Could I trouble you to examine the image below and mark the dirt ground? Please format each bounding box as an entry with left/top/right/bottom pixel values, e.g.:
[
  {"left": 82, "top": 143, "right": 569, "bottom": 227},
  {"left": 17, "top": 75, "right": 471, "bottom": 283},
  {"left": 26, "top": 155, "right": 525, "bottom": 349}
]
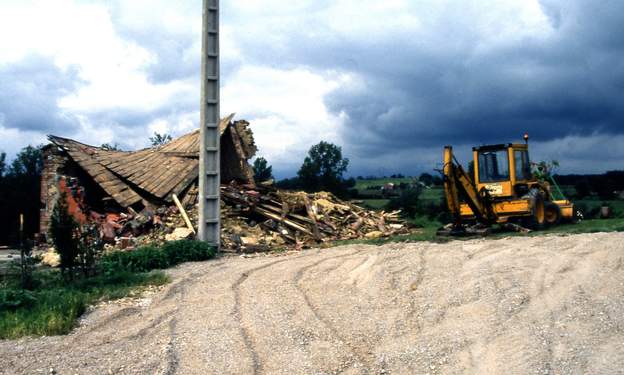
[{"left": 1, "top": 232, "right": 623, "bottom": 375}]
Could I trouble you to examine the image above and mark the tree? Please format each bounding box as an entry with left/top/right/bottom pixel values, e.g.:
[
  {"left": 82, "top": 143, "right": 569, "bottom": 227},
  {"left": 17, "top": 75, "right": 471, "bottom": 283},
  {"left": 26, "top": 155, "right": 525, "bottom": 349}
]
[
  {"left": 8, "top": 145, "right": 43, "bottom": 178},
  {"left": 574, "top": 178, "right": 591, "bottom": 199},
  {"left": 0, "top": 151, "right": 6, "bottom": 178},
  {"left": 49, "top": 192, "right": 79, "bottom": 281},
  {"left": 150, "top": 132, "right": 173, "bottom": 146},
  {"left": 275, "top": 177, "right": 302, "bottom": 190},
  {"left": 253, "top": 157, "right": 273, "bottom": 182},
  {"left": 19, "top": 238, "right": 34, "bottom": 289},
  {"left": 297, "top": 141, "right": 349, "bottom": 194},
  {"left": 386, "top": 186, "right": 422, "bottom": 218},
  {"left": 432, "top": 175, "right": 443, "bottom": 186},
  {"left": 0, "top": 145, "right": 44, "bottom": 245},
  {"left": 101, "top": 143, "right": 121, "bottom": 151},
  {"left": 419, "top": 172, "right": 434, "bottom": 186}
]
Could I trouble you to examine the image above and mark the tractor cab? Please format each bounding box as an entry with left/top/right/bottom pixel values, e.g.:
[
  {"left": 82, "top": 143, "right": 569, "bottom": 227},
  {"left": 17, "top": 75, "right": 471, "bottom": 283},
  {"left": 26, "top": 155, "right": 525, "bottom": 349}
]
[{"left": 472, "top": 143, "right": 534, "bottom": 199}]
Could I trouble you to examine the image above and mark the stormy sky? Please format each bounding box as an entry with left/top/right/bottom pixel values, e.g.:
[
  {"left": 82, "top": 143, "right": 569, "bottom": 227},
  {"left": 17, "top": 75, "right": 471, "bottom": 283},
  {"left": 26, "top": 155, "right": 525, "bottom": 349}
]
[{"left": 0, "top": 0, "right": 623, "bottom": 177}]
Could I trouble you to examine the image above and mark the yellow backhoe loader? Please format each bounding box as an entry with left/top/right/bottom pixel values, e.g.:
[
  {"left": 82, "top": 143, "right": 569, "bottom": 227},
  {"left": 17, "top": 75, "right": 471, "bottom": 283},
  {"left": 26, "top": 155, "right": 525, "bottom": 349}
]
[{"left": 440, "top": 134, "right": 574, "bottom": 235}]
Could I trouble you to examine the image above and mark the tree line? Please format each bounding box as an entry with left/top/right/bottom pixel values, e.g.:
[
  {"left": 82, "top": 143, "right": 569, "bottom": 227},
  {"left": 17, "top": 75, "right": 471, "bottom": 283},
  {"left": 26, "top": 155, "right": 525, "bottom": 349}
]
[
  {"left": 254, "top": 141, "right": 357, "bottom": 198},
  {"left": 0, "top": 146, "right": 44, "bottom": 245},
  {"left": 554, "top": 171, "right": 624, "bottom": 200}
]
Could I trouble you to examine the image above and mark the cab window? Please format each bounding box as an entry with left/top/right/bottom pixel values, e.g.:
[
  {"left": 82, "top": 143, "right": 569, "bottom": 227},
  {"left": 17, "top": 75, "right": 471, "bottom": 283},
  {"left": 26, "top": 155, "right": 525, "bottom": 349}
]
[
  {"left": 514, "top": 150, "right": 532, "bottom": 180},
  {"left": 478, "top": 150, "right": 509, "bottom": 182}
]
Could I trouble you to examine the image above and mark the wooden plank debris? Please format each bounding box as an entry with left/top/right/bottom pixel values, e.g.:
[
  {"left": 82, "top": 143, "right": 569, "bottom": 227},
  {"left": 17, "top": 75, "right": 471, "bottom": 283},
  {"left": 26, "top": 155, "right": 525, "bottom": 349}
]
[{"left": 172, "top": 194, "right": 196, "bottom": 235}]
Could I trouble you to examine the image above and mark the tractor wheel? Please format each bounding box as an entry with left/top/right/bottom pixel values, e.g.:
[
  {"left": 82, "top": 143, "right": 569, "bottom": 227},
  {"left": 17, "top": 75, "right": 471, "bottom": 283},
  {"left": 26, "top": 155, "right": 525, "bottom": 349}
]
[
  {"left": 544, "top": 202, "right": 561, "bottom": 226},
  {"left": 528, "top": 193, "right": 546, "bottom": 230}
]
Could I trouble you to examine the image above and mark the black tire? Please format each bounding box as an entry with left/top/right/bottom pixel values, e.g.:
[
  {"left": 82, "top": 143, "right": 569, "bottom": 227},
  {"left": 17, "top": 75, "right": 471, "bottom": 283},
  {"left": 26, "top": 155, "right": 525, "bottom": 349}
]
[
  {"left": 527, "top": 193, "right": 546, "bottom": 230},
  {"left": 544, "top": 202, "right": 561, "bottom": 227}
]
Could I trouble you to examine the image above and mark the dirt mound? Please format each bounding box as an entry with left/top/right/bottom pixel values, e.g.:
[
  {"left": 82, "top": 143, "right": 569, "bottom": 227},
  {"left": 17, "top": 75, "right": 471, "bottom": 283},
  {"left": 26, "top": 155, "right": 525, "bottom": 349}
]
[{"left": 3, "top": 232, "right": 623, "bottom": 374}]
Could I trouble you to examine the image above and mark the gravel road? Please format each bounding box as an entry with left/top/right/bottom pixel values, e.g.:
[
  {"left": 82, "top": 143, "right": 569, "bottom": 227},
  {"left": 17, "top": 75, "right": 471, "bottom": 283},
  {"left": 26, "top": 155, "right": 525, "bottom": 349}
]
[{"left": 1, "top": 232, "right": 623, "bottom": 374}]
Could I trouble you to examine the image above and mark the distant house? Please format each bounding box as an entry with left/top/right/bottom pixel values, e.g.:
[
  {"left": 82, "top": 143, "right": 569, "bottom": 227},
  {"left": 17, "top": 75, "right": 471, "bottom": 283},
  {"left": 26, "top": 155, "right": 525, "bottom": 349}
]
[{"left": 381, "top": 182, "right": 395, "bottom": 194}]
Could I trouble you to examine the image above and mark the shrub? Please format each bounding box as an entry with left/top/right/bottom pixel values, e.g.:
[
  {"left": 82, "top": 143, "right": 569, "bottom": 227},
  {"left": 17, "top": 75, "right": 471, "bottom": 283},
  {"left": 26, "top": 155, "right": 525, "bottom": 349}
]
[
  {"left": 386, "top": 187, "right": 422, "bottom": 218},
  {"left": 0, "top": 289, "right": 36, "bottom": 310},
  {"left": 49, "top": 192, "right": 79, "bottom": 280},
  {"left": 101, "top": 245, "right": 169, "bottom": 274},
  {"left": 101, "top": 240, "right": 216, "bottom": 274},
  {"left": 162, "top": 240, "right": 216, "bottom": 265},
  {"left": 418, "top": 198, "right": 451, "bottom": 223}
]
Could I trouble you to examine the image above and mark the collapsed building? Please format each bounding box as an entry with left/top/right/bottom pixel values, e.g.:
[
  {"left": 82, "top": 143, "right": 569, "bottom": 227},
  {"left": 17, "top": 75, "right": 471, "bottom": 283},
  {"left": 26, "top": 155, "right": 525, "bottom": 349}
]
[
  {"left": 40, "top": 115, "right": 411, "bottom": 252},
  {"left": 40, "top": 114, "right": 254, "bottom": 234}
]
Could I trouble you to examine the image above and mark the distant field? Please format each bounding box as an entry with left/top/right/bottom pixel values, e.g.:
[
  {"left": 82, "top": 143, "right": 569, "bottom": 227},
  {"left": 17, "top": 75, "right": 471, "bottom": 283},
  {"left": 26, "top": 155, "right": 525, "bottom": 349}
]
[
  {"left": 354, "top": 177, "right": 416, "bottom": 190},
  {"left": 358, "top": 185, "right": 444, "bottom": 211},
  {"left": 360, "top": 199, "right": 389, "bottom": 210},
  {"left": 355, "top": 179, "right": 624, "bottom": 226},
  {"left": 420, "top": 187, "right": 444, "bottom": 203}
]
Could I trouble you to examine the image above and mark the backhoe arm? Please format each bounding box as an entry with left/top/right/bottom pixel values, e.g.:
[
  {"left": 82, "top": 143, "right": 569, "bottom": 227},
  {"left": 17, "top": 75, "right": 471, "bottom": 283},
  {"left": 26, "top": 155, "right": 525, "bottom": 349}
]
[{"left": 443, "top": 146, "right": 497, "bottom": 225}]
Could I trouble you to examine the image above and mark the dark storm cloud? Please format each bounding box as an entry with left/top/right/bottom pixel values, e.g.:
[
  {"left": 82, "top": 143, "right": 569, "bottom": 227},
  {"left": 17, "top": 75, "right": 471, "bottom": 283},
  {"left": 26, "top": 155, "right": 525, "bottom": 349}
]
[
  {"left": 0, "top": 55, "right": 81, "bottom": 133},
  {"left": 224, "top": 0, "right": 624, "bottom": 174}
]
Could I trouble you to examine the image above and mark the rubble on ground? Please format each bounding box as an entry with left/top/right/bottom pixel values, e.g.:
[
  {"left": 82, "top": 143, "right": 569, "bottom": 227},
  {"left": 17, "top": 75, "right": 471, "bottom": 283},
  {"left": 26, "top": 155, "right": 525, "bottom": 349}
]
[
  {"left": 41, "top": 248, "right": 61, "bottom": 267},
  {"left": 38, "top": 115, "right": 414, "bottom": 254},
  {"left": 97, "top": 183, "right": 412, "bottom": 253},
  {"left": 218, "top": 183, "right": 411, "bottom": 252}
]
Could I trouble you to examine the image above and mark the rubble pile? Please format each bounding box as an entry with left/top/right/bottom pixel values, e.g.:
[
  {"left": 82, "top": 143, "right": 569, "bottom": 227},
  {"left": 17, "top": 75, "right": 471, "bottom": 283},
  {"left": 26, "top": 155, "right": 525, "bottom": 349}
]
[
  {"left": 99, "top": 183, "right": 412, "bottom": 253},
  {"left": 219, "top": 184, "right": 411, "bottom": 252}
]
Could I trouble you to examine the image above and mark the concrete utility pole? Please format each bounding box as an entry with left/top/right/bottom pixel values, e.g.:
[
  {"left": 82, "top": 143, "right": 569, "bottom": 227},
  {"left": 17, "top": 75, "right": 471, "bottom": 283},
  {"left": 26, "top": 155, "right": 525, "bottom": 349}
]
[{"left": 198, "top": 0, "right": 220, "bottom": 248}]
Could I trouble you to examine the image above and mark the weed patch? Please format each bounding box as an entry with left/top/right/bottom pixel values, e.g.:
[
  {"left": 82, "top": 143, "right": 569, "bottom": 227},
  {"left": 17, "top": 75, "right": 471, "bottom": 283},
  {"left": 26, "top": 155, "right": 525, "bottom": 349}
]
[
  {"left": 0, "top": 239, "right": 213, "bottom": 339},
  {"left": 101, "top": 240, "right": 216, "bottom": 273},
  {"left": 0, "top": 271, "right": 168, "bottom": 339}
]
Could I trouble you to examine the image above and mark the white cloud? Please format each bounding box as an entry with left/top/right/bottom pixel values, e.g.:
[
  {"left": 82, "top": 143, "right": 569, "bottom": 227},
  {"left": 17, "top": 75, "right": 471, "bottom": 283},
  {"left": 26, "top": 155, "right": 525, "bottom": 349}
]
[
  {"left": 0, "top": 126, "right": 47, "bottom": 157},
  {"left": 0, "top": 0, "right": 197, "bottom": 127},
  {"left": 0, "top": 0, "right": 203, "bottom": 162},
  {"left": 222, "top": 66, "right": 353, "bottom": 173}
]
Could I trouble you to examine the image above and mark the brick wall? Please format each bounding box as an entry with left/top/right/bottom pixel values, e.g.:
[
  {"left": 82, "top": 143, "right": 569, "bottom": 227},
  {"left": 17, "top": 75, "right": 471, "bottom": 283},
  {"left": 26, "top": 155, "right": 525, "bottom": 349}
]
[{"left": 39, "top": 146, "right": 67, "bottom": 238}]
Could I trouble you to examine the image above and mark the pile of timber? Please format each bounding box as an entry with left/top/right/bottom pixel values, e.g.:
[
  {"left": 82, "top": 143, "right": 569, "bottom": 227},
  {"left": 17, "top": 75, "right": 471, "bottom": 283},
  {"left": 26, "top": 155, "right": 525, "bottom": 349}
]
[
  {"left": 110, "top": 183, "right": 413, "bottom": 253},
  {"left": 219, "top": 183, "right": 410, "bottom": 252}
]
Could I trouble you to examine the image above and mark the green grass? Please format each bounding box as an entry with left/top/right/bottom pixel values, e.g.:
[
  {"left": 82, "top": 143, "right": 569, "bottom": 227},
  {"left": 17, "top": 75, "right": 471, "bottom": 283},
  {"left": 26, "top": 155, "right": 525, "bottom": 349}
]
[
  {"left": 535, "top": 218, "right": 624, "bottom": 235},
  {"left": 354, "top": 177, "right": 416, "bottom": 190},
  {"left": 358, "top": 187, "right": 444, "bottom": 210},
  {"left": 347, "top": 217, "right": 624, "bottom": 247},
  {"left": 419, "top": 187, "right": 444, "bottom": 203},
  {"left": 101, "top": 240, "right": 216, "bottom": 274},
  {"left": 351, "top": 180, "right": 624, "bottom": 245},
  {"left": 360, "top": 199, "right": 390, "bottom": 210},
  {"left": 0, "top": 270, "right": 169, "bottom": 339},
  {"left": 0, "top": 240, "right": 216, "bottom": 339}
]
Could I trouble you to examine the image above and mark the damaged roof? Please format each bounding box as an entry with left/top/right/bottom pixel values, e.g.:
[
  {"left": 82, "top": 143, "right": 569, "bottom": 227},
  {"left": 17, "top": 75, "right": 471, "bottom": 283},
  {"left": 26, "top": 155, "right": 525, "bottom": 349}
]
[{"left": 48, "top": 114, "right": 257, "bottom": 208}]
